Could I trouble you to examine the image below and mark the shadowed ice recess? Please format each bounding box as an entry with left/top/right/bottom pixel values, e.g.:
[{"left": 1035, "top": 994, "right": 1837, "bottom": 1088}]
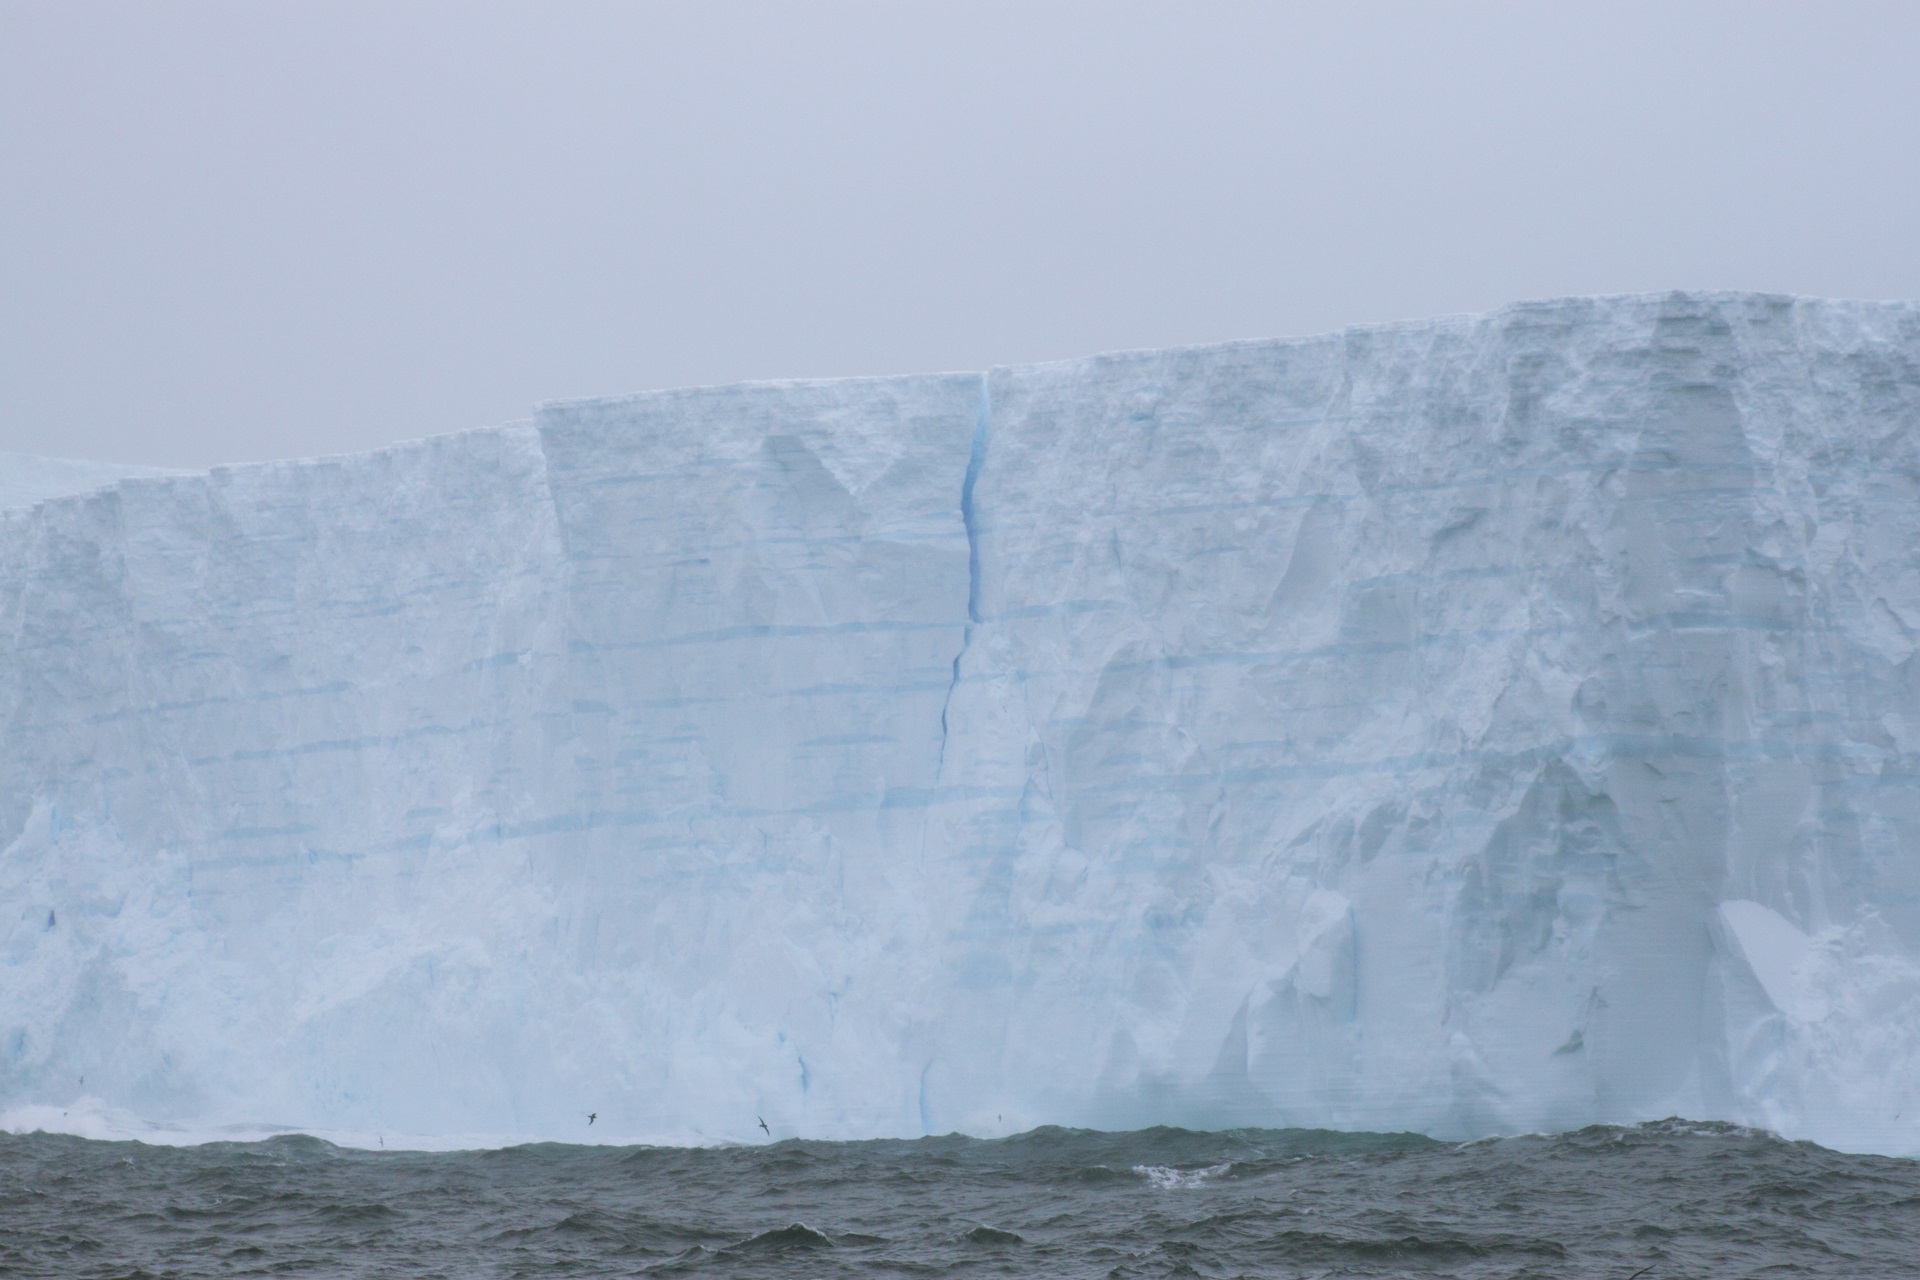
[{"left": 4, "top": 292, "right": 1920, "bottom": 1155}]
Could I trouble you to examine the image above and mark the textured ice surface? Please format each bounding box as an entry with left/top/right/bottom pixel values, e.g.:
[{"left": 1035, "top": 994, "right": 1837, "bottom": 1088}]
[{"left": 5, "top": 293, "right": 1920, "bottom": 1154}]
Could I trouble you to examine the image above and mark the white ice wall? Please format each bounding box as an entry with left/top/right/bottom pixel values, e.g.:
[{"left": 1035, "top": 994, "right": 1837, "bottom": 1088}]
[{"left": 4, "top": 294, "right": 1920, "bottom": 1153}]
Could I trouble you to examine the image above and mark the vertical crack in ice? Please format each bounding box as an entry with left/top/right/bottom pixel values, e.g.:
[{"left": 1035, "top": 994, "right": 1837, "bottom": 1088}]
[
  {"left": 933, "top": 376, "right": 991, "bottom": 782},
  {"left": 527, "top": 421, "right": 568, "bottom": 559},
  {"left": 960, "top": 375, "right": 989, "bottom": 628}
]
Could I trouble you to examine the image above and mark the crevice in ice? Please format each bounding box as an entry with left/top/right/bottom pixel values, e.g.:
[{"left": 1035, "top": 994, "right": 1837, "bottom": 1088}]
[
  {"left": 960, "top": 377, "right": 988, "bottom": 628},
  {"left": 934, "top": 377, "right": 991, "bottom": 780}
]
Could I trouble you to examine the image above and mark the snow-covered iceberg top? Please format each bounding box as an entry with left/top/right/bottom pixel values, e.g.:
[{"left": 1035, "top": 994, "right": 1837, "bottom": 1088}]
[{"left": 4, "top": 292, "right": 1920, "bottom": 1155}]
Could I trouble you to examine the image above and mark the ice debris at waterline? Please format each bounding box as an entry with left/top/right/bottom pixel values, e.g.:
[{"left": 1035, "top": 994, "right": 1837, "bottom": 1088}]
[{"left": 4, "top": 292, "right": 1920, "bottom": 1156}]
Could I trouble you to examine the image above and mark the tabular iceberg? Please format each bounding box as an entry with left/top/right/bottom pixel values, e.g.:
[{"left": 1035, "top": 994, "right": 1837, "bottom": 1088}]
[{"left": 4, "top": 292, "right": 1920, "bottom": 1154}]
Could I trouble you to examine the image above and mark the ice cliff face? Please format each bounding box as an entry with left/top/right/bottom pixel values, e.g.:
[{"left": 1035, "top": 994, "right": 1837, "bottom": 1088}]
[{"left": 5, "top": 292, "right": 1920, "bottom": 1154}]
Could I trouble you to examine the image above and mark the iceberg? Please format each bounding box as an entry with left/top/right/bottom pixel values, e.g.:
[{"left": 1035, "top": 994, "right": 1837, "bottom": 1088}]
[{"left": 4, "top": 292, "right": 1920, "bottom": 1154}]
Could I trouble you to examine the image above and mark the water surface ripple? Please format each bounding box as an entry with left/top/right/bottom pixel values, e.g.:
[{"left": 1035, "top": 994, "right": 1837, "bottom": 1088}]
[{"left": 4, "top": 1120, "right": 1915, "bottom": 1277}]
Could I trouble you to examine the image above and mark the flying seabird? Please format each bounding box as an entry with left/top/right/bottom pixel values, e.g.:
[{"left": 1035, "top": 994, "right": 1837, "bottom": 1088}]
[
  {"left": 758, "top": 1116, "right": 770, "bottom": 1136},
  {"left": 588, "top": 1112, "right": 597, "bottom": 1125}
]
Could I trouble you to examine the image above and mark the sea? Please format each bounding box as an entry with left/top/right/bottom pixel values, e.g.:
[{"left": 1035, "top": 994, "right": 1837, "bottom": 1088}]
[{"left": 3, "top": 1120, "right": 1916, "bottom": 1278}]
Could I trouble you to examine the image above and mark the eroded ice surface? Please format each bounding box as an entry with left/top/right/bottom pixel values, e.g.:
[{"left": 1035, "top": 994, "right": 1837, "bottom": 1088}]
[{"left": 4, "top": 293, "right": 1920, "bottom": 1154}]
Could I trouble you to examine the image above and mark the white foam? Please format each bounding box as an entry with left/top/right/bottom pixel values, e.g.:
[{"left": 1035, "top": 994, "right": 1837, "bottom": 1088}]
[{"left": 1133, "top": 1163, "right": 1234, "bottom": 1189}]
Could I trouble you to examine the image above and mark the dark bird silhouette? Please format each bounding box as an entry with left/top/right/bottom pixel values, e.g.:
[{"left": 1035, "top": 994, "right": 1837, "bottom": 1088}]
[
  {"left": 758, "top": 1116, "right": 770, "bottom": 1136},
  {"left": 588, "top": 1112, "right": 597, "bottom": 1125}
]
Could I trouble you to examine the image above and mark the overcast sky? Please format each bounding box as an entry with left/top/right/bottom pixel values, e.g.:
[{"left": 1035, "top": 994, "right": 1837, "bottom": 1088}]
[{"left": 3, "top": 1, "right": 1917, "bottom": 468}]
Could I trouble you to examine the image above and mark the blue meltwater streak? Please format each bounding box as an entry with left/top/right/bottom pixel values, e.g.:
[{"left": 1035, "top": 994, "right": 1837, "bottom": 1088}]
[{"left": 935, "top": 374, "right": 990, "bottom": 775}]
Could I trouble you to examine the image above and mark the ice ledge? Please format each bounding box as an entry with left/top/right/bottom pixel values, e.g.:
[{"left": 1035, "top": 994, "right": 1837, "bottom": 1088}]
[
  {"left": 0, "top": 452, "right": 185, "bottom": 513},
  {"left": 15, "top": 290, "right": 1913, "bottom": 489}
]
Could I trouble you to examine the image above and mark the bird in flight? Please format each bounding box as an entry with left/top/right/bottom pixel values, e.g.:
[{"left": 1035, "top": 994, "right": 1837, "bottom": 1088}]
[
  {"left": 588, "top": 1112, "right": 597, "bottom": 1125},
  {"left": 758, "top": 1116, "right": 770, "bottom": 1136}
]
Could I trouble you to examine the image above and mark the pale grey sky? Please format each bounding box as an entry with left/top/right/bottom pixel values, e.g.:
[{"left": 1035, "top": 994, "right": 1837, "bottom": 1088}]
[{"left": 3, "top": 1, "right": 1917, "bottom": 468}]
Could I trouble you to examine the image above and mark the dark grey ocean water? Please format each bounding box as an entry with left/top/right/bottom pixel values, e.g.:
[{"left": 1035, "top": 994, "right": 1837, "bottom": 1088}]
[{"left": 3, "top": 1120, "right": 1916, "bottom": 1278}]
